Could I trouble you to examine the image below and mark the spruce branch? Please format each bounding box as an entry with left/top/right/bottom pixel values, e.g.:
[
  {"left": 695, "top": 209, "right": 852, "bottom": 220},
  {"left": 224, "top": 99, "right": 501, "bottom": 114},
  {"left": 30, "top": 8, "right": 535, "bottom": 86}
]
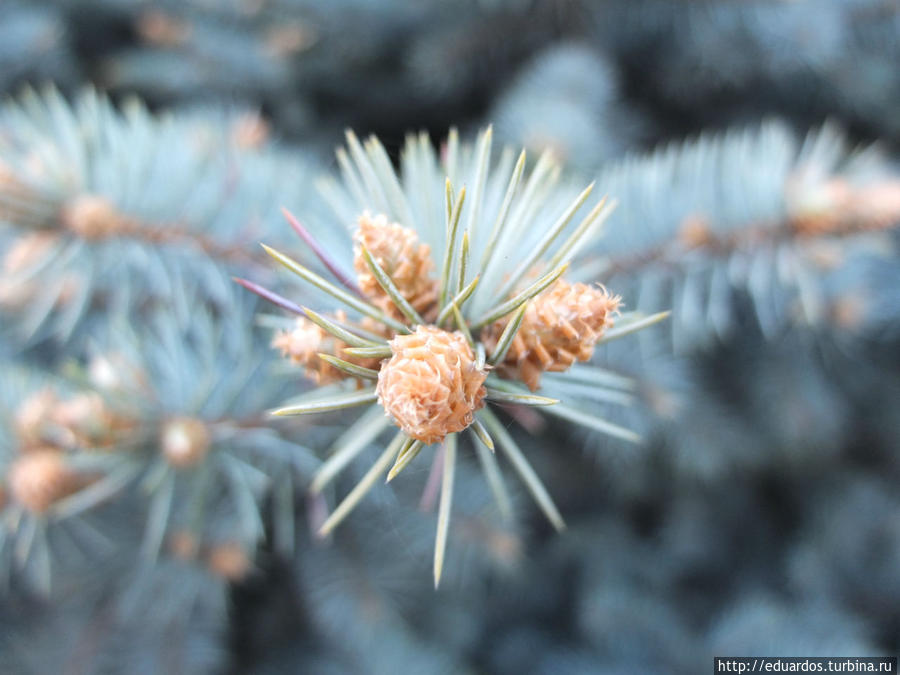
[{"left": 243, "top": 127, "right": 656, "bottom": 583}]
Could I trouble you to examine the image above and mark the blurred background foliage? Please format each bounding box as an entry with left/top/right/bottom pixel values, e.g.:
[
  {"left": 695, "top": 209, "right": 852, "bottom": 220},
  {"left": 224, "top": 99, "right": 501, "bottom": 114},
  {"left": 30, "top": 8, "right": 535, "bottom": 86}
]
[{"left": 1, "top": 1, "right": 899, "bottom": 673}]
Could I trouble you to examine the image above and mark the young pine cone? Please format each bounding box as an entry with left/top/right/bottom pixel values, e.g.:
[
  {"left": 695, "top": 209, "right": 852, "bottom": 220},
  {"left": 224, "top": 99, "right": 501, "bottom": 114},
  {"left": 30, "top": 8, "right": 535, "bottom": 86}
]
[
  {"left": 273, "top": 316, "right": 345, "bottom": 385},
  {"left": 52, "top": 392, "right": 135, "bottom": 450},
  {"left": 272, "top": 313, "right": 384, "bottom": 385},
  {"left": 483, "top": 279, "right": 621, "bottom": 391},
  {"left": 14, "top": 389, "right": 59, "bottom": 449},
  {"left": 353, "top": 212, "right": 439, "bottom": 321},
  {"left": 14, "top": 389, "right": 133, "bottom": 451},
  {"left": 376, "top": 326, "right": 487, "bottom": 444},
  {"left": 7, "top": 449, "right": 88, "bottom": 514}
]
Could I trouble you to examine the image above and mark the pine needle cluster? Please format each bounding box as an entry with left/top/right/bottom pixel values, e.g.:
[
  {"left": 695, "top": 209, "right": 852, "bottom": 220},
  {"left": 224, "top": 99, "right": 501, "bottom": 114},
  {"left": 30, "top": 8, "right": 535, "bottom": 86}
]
[{"left": 245, "top": 128, "right": 663, "bottom": 586}]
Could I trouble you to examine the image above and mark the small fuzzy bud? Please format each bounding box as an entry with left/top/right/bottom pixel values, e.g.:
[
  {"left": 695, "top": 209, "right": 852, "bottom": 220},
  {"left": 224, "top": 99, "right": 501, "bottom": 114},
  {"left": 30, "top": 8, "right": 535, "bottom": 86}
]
[
  {"left": 265, "top": 22, "right": 316, "bottom": 57},
  {"left": 8, "top": 449, "right": 86, "bottom": 514},
  {"left": 60, "top": 195, "right": 126, "bottom": 240},
  {"left": 3, "top": 232, "right": 58, "bottom": 275},
  {"left": 787, "top": 175, "right": 900, "bottom": 236},
  {"left": 161, "top": 418, "right": 211, "bottom": 468},
  {"left": 14, "top": 389, "right": 59, "bottom": 448},
  {"left": 168, "top": 531, "right": 200, "bottom": 561},
  {"left": 16, "top": 388, "right": 133, "bottom": 451},
  {"left": 272, "top": 312, "right": 383, "bottom": 384},
  {"left": 136, "top": 10, "right": 191, "bottom": 47},
  {"left": 377, "top": 326, "right": 487, "bottom": 444},
  {"left": 52, "top": 392, "right": 128, "bottom": 450},
  {"left": 272, "top": 316, "right": 336, "bottom": 383},
  {"left": 207, "top": 542, "right": 252, "bottom": 581},
  {"left": 678, "top": 215, "right": 716, "bottom": 249}
]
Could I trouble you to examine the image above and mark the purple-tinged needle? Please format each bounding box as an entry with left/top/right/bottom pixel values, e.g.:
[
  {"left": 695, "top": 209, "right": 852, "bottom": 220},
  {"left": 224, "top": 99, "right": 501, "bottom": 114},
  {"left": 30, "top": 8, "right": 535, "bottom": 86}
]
[
  {"left": 233, "top": 276, "right": 307, "bottom": 317},
  {"left": 281, "top": 207, "right": 363, "bottom": 297}
]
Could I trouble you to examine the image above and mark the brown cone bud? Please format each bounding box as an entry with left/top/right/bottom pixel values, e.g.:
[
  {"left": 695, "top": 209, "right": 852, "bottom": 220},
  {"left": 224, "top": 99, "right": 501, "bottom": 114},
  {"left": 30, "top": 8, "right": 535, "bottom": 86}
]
[
  {"left": 678, "top": 215, "right": 715, "bottom": 249},
  {"left": 353, "top": 212, "right": 439, "bottom": 321},
  {"left": 8, "top": 449, "right": 86, "bottom": 514},
  {"left": 272, "top": 316, "right": 339, "bottom": 384},
  {"left": 168, "top": 530, "right": 201, "bottom": 561},
  {"left": 207, "top": 542, "right": 252, "bottom": 581},
  {"left": 14, "top": 389, "right": 59, "bottom": 449},
  {"left": 3, "top": 232, "right": 58, "bottom": 275},
  {"left": 272, "top": 312, "right": 383, "bottom": 384},
  {"left": 376, "top": 326, "right": 487, "bottom": 444},
  {"left": 17, "top": 387, "right": 134, "bottom": 452},
  {"left": 265, "top": 22, "right": 316, "bottom": 57},
  {"left": 787, "top": 175, "right": 900, "bottom": 236},
  {"left": 136, "top": 10, "right": 191, "bottom": 47},
  {"left": 52, "top": 392, "right": 133, "bottom": 450},
  {"left": 61, "top": 195, "right": 126, "bottom": 240},
  {"left": 482, "top": 279, "right": 621, "bottom": 391},
  {"left": 161, "top": 418, "right": 211, "bottom": 468}
]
